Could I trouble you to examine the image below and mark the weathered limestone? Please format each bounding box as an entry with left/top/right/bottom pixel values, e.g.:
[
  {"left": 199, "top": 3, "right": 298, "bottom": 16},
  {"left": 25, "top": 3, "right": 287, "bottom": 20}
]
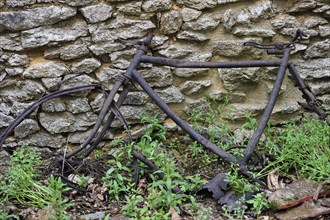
[
  {"left": 219, "top": 68, "right": 260, "bottom": 91},
  {"left": 28, "top": 131, "right": 65, "bottom": 149},
  {"left": 208, "top": 90, "right": 246, "bottom": 103},
  {"left": 288, "top": 0, "right": 318, "bottom": 13},
  {"left": 71, "top": 58, "right": 101, "bottom": 74},
  {"left": 181, "top": 7, "right": 202, "bottom": 22},
  {"left": 23, "top": 61, "right": 70, "bottom": 78},
  {"left": 58, "top": 0, "right": 98, "bottom": 6},
  {"left": 142, "top": 0, "right": 172, "bottom": 12},
  {"left": 271, "top": 14, "right": 300, "bottom": 30},
  {"left": 160, "top": 11, "right": 183, "bottom": 34},
  {"left": 39, "top": 111, "right": 98, "bottom": 134},
  {"left": 80, "top": 4, "right": 113, "bottom": 23},
  {"left": 21, "top": 19, "right": 88, "bottom": 49},
  {"left": 177, "top": 31, "right": 209, "bottom": 41},
  {"left": 140, "top": 67, "right": 173, "bottom": 87},
  {"left": 5, "top": 0, "right": 36, "bottom": 7},
  {"left": 95, "top": 67, "right": 124, "bottom": 89},
  {"left": 0, "top": 6, "right": 77, "bottom": 32},
  {"left": 89, "top": 18, "right": 155, "bottom": 42},
  {"left": 233, "top": 27, "right": 276, "bottom": 37},
  {"left": 173, "top": 68, "right": 209, "bottom": 78},
  {"left": 236, "top": 0, "right": 273, "bottom": 24},
  {"left": 222, "top": 9, "right": 237, "bottom": 31},
  {"left": 41, "top": 97, "right": 91, "bottom": 114},
  {"left": 14, "top": 119, "right": 40, "bottom": 139},
  {"left": 0, "top": 33, "right": 22, "bottom": 51},
  {"left": 319, "top": 25, "right": 330, "bottom": 37},
  {"left": 0, "top": 112, "right": 14, "bottom": 128},
  {"left": 304, "top": 39, "right": 330, "bottom": 59},
  {"left": 179, "top": 80, "right": 212, "bottom": 95},
  {"left": 176, "top": 0, "right": 218, "bottom": 10},
  {"left": 213, "top": 39, "right": 262, "bottom": 59},
  {"left": 89, "top": 42, "right": 125, "bottom": 56},
  {"left": 60, "top": 74, "right": 98, "bottom": 90},
  {"left": 8, "top": 54, "right": 29, "bottom": 67},
  {"left": 182, "top": 15, "right": 220, "bottom": 31},
  {"left": 42, "top": 98, "right": 66, "bottom": 112},
  {"left": 295, "top": 58, "right": 330, "bottom": 80},
  {"left": 117, "top": 2, "right": 142, "bottom": 15},
  {"left": 158, "top": 44, "right": 195, "bottom": 59},
  {"left": 304, "top": 16, "right": 328, "bottom": 28},
  {"left": 60, "top": 44, "right": 90, "bottom": 60},
  {"left": 124, "top": 92, "right": 149, "bottom": 105},
  {"left": 155, "top": 86, "right": 185, "bottom": 104}
]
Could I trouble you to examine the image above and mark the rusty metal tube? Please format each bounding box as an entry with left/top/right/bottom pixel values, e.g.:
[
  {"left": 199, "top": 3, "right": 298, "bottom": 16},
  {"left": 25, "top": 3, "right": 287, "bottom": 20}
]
[
  {"left": 241, "top": 48, "right": 292, "bottom": 164},
  {"left": 132, "top": 70, "right": 238, "bottom": 164},
  {"left": 140, "top": 55, "right": 282, "bottom": 68},
  {"left": 0, "top": 84, "right": 100, "bottom": 148},
  {"left": 288, "top": 64, "right": 327, "bottom": 119}
]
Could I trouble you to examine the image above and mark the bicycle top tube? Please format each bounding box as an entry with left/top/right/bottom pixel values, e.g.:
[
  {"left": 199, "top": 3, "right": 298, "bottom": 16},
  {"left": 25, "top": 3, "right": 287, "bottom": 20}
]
[{"left": 134, "top": 29, "right": 307, "bottom": 69}]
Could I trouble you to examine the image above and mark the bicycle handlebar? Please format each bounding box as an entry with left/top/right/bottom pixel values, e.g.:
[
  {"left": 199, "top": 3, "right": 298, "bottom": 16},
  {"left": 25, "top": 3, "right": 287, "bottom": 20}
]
[{"left": 243, "top": 29, "right": 308, "bottom": 51}]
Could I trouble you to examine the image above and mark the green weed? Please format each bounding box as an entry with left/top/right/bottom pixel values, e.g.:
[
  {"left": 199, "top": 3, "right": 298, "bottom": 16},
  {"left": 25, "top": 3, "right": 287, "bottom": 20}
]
[
  {"left": 261, "top": 118, "right": 330, "bottom": 181},
  {"left": 0, "top": 144, "right": 73, "bottom": 219},
  {"left": 104, "top": 115, "right": 207, "bottom": 219}
]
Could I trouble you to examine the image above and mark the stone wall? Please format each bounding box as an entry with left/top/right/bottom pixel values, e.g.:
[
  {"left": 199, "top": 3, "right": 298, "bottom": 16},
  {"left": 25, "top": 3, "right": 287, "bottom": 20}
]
[{"left": 0, "top": 0, "right": 329, "bottom": 151}]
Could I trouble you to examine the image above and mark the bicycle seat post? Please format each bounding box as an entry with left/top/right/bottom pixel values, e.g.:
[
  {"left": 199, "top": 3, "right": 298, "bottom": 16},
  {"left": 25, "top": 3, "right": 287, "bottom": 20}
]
[{"left": 122, "top": 33, "right": 153, "bottom": 80}]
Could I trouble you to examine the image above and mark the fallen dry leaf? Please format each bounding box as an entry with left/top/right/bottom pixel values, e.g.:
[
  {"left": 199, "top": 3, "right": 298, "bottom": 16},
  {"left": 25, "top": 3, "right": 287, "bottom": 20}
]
[{"left": 267, "top": 170, "right": 285, "bottom": 191}]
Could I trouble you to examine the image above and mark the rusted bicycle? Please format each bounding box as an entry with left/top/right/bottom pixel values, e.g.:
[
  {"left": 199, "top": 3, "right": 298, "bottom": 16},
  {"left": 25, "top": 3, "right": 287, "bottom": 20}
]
[{"left": 0, "top": 29, "right": 327, "bottom": 193}]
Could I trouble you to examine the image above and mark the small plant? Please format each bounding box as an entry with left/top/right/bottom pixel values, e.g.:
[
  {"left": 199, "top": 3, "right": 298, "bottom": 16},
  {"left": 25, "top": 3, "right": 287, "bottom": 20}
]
[
  {"left": 0, "top": 144, "right": 74, "bottom": 219},
  {"left": 104, "top": 115, "right": 207, "bottom": 219},
  {"left": 0, "top": 210, "right": 19, "bottom": 220},
  {"left": 102, "top": 151, "right": 135, "bottom": 201},
  {"left": 0, "top": 144, "right": 48, "bottom": 207},
  {"left": 225, "top": 165, "right": 256, "bottom": 195},
  {"left": 43, "top": 175, "right": 74, "bottom": 220},
  {"left": 246, "top": 192, "right": 270, "bottom": 218},
  {"left": 261, "top": 118, "right": 330, "bottom": 181}
]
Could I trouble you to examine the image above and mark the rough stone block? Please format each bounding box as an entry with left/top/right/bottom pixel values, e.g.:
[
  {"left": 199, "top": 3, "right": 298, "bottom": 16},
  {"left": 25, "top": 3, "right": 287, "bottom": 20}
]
[
  {"left": 213, "top": 39, "right": 262, "bottom": 59},
  {"left": 181, "top": 7, "right": 202, "bottom": 22},
  {"left": 288, "top": 0, "right": 317, "bottom": 13},
  {"left": 160, "top": 11, "right": 183, "bottom": 34},
  {"left": 58, "top": 0, "right": 98, "bottom": 6},
  {"left": 0, "top": 33, "right": 22, "bottom": 51},
  {"left": 80, "top": 4, "right": 113, "bottom": 23},
  {"left": 117, "top": 1, "right": 142, "bottom": 15},
  {"left": 89, "top": 18, "right": 155, "bottom": 42},
  {"left": 140, "top": 66, "right": 173, "bottom": 87},
  {"left": 179, "top": 80, "right": 211, "bottom": 95},
  {"left": 0, "top": 112, "right": 14, "bottom": 128},
  {"left": 39, "top": 111, "right": 98, "bottom": 134},
  {"left": 155, "top": 86, "right": 184, "bottom": 104},
  {"left": 23, "top": 61, "right": 70, "bottom": 78},
  {"left": 14, "top": 119, "right": 40, "bottom": 139},
  {"left": 21, "top": 19, "right": 88, "bottom": 49},
  {"left": 71, "top": 58, "right": 101, "bottom": 74},
  {"left": 7, "top": 54, "right": 29, "bottom": 67},
  {"left": 0, "top": 6, "right": 76, "bottom": 32},
  {"left": 176, "top": 0, "right": 217, "bottom": 10},
  {"left": 219, "top": 67, "right": 260, "bottom": 91},
  {"left": 295, "top": 58, "right": 330, "bottom": 80},
  {"left": 142, "top": 0, "right": 172, "bottom": 12},
  {"left": 182, "top": 15, "right": 220, "bottom": 31},
  {"left": 304, "top": 39, "right": 330, "bottom": 59},
  {"left": 177, "top": 31, "right": 209, "bottom": 41},
  {"left": 5, "top": 0, "right": 36, "bottom": 7}
]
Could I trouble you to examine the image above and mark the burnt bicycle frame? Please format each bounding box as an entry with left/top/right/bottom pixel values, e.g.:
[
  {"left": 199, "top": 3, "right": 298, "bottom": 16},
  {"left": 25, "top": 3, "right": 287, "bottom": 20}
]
[{"left": 0, "top": 30, "right": 326, "bottom": 182}]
